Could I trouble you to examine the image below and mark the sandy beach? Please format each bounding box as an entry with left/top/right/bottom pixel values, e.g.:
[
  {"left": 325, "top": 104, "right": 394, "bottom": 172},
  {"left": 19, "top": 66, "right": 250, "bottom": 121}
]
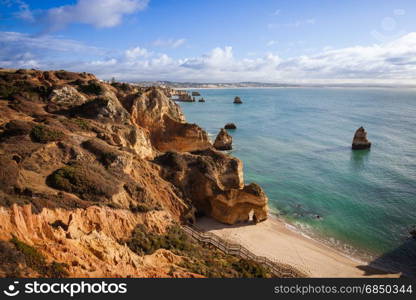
[{"left": 196, "top": 216, "right": 401, "bottom": 278}]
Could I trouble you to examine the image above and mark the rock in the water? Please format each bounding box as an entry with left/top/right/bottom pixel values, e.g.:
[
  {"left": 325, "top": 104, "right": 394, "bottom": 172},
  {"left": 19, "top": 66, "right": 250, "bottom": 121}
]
[
  {"left": 233, "top": 96, "right": 243, "bottom": 104},
  {"left": 192, "top": 91, "right": 201, "bottom": 96},
  {"left": 410, "top": 228, "right": 416, "bottom": 239},
  {"left": 214, "top": 128, "right": 232, "bottom": 150},
  {"left": 224, "top": 123, "right": 237, "bottom": 130},
  {"left": 352, "top": 127, "right": 371, "bottom": 150},
  {"left": 198, "top": 98, "right": 205, "bottom": 102}
]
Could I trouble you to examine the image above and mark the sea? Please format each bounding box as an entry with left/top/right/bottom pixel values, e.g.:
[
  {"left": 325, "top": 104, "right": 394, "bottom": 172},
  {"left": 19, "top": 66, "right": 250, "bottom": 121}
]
[{"left": 178, "top": 87, "right": 416, "bottom": 276}]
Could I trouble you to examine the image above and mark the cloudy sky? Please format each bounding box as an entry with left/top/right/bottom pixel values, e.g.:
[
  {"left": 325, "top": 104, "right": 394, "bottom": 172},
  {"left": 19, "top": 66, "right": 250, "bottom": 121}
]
[{"left": 1, "top": 0, "right": 416, "bottom": 84}]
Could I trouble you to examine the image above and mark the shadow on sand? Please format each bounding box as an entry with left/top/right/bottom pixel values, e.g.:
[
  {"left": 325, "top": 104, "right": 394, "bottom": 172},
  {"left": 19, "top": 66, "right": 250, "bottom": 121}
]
[{"left": 357, "top": 238, "right": 416, "bottom": 278}]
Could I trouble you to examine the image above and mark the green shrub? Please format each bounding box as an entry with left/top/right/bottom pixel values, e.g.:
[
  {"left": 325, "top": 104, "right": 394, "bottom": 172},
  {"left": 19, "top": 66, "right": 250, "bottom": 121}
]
[
  {"left": 0, "top": 84, "right": 18, "bottom": 99},
  {"left": 124, "top": 225, "right": 273, "bottom": 278},
  {"left": 47, "top": 162, "right": 119, "bottom": 202},
  {"left": 30, "top": 125, "right": 64, "bottom": 143},
  {"left": 71, "top": 118, "right": 90, "bottom": 130},
  {"left": 111, "top": 82, "right": 130, "bottom": 92},
  {"left": 48, "top": 262, "right": 69, "bottom": 278},
  {"left": 231, "top": 259, "right": 269, "bottom": 278},
  {"left": 10, "top": 236, "right": 68, "bottom": 278},
  {"left": 81, "top": 139, "right": 118, "bottom": 166},
  {"left": 78, "top": 82, "right": 103, "bottom": 95},
  {"left": 125, "top": 225, "right": 192, "bottom": 256},
  {"left": 130, "top": 203, "right": 163, "bottom": 213},
  {"left": 10, "top": 236, "right": 45, "bottom": 268}
]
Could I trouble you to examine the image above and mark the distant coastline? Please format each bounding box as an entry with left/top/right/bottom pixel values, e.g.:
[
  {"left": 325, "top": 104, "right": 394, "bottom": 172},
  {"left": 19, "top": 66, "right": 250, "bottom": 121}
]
[{"left": 130, "top": 80, "right": 416, "bottom": 90}]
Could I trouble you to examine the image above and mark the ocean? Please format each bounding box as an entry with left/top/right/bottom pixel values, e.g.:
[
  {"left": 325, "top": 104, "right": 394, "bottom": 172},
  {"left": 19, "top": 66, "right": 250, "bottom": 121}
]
[{"left": 178, "top": 88, "right": 416, "bottom": 275}]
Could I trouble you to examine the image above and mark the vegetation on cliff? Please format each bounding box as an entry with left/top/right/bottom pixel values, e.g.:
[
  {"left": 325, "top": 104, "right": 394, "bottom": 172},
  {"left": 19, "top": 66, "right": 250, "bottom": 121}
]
[
  {"left": 47, "top": 162, "right": 119, "bottom": 202},
  {"left": 9, "top": 237, "right": 68, "bottom": 278},
  {"left": 124, "top": 225, "right": 272, "bottom": 278},
  {"left": 30, "top": 125, "right": 64, "bottom": 143},
  {"left": 0, "top": 68, "right": 278, "bottom": 278}
]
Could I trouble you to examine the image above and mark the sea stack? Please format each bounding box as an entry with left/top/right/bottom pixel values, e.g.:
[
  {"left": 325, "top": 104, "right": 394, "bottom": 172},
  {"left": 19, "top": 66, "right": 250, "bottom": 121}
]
[
  {"left": 410, "top": 228, "right": 416, "bottom": 239},
  {"left": 214, "top": 128, "right": 232, "bottom": 150},
  {"left": 352, "top": 127, "right": 372, "bottom": 150},
  {"left": 224, "top": 123, "right": 237, "bottom": 130},
  {"left": 234, "top": 96, "right": 243, "bottom": 104}
]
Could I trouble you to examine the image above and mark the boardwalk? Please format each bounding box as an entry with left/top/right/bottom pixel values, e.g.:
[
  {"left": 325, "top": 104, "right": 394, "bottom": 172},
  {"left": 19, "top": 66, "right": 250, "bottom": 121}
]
[{"left": 182, "top": 224, "right": 306, "bottom": 278}]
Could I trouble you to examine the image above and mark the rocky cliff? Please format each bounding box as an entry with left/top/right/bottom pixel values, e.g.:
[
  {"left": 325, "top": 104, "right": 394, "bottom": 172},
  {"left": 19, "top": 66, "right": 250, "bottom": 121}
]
[{"left": 0, "top": 69, "right": 271, "bottom": 278}]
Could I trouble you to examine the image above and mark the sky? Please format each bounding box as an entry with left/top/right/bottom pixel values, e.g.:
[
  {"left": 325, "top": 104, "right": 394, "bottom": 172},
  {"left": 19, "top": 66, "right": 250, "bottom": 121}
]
[{"left": 1, "top": 0, "right": 416, "bottom": 84}]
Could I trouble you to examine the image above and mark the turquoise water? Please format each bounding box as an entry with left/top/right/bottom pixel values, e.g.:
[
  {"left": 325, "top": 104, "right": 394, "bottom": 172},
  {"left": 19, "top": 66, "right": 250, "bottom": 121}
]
[{"left": 178, "top": 88, "right": 416, "bottom": 273}]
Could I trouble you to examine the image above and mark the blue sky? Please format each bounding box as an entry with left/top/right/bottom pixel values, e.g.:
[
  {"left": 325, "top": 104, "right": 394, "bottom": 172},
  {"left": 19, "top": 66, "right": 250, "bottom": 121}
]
[{"left": 1, "top": 0, "right": 416, "bottom": 83}]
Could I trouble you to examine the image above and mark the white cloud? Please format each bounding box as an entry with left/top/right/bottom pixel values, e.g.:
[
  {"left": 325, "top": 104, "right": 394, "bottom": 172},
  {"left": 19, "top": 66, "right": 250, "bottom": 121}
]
[
  {"left": 43, "top": 0, "right": 149, "bottom": 31},
  {"left": 125, "top": 46, "right": 151, "bottom": 59},
  {"left": 181, "top": 46, "right": 234, "bottom": 70},
  {"left": 152, "top": 38, "right": 187, "bottom": 48},
  {"left": 88, "top": 58, "right": 118, "bottom": 66},
  {"left": 1, "top": 31, "right": 416, "bottom": 85},
  {"left": 0, "top": 31, "right": 103, "bottom": 53}
]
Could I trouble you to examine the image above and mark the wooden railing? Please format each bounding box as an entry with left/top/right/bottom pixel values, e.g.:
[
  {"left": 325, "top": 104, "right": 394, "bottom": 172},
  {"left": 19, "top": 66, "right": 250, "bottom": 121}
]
[{"left": 182, "top": 224, "right": 308, "bottom": 278}]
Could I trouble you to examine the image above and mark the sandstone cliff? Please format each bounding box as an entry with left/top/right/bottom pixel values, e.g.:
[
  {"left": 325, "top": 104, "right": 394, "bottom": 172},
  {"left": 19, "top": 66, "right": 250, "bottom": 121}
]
[{"left": 0, "top": 69, "right": 271, "bottom": 278}]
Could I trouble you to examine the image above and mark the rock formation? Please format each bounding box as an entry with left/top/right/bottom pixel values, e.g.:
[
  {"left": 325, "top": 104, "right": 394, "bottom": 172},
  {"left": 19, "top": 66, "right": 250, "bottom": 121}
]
[
  {"left": 176, "top": 91, "right": 194, "bottom": 102},
  {"left": 224, "top": 123, "right": 237, "bottom": 130},
  {"left": 192, "top": 92, "right": 201, "bottom": 96},
  {"left": 234, "top": 96, "right": 243, "bottom": 104},
  {"left": 155, "top": 150, "right": 268, "bottom": 225},
  {"left": 214, "top": 128, "right": 233, "bottom": 150},
  {"left": 410, "top": 227, "right": 416, "bottom": 239},
  {"left": 198, "top": 98, "right": 205, "bottom": 102},
  {"left": 352, "top": 127, "right": 372, "bottom": 150},
  {"left": 0, "top": 69, "right": 271, "bottom": 278}
]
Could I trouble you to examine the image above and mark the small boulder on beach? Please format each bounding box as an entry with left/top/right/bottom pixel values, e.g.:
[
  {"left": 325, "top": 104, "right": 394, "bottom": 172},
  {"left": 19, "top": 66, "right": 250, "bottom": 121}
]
[
  {"left": 234, "top": 96, "right": 243, "bottom": 104},
  {"left": 352, "top": 126, "right": 371, "bottom": 150},
  {"left": 214, "top": 128, "right": 232, "bottom": 150},
  {"left": 224, "top": 123, "right": 237, "bottom": 130}
]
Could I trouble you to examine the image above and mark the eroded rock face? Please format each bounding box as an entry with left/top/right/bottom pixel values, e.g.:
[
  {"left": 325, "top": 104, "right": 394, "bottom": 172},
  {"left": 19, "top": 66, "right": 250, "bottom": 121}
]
[
  {"left": 47, "top": 86, "right": 87, "bottom": 113},
  {"left": 0, "top": 69, "right": 270, "bottom": 277},
  {"left": 128, "top": 88, "right": 211, "bottom": 152},
  {"left": 214, "top": 128, "right": 233, "bottom": 150},
  {"left": 352, "top": 127, "right": 371, "bottom": 150},
  {"left": 0, "top": 204, "right": 189, "bottom": 277},
  {"left": 154, "top": 149, "right": 268, "bottom": 225}
]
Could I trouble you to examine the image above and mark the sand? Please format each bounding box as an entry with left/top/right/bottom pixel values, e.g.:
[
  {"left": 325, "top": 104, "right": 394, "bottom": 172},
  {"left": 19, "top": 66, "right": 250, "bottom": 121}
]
[{"left": 196, "top": 216, "right": 401, "bottom": 278}]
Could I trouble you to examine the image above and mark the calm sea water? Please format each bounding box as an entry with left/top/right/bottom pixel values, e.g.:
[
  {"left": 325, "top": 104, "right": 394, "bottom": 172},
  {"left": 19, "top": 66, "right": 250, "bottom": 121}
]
[{"left": 178, "top": 88, "right": 416, "bottom": 274}]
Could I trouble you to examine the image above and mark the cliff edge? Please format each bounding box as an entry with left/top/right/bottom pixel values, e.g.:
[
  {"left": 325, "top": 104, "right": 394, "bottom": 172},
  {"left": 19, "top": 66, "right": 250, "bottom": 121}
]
[{"left": 0, "top": 69, "right": 271, "bottom": 278}]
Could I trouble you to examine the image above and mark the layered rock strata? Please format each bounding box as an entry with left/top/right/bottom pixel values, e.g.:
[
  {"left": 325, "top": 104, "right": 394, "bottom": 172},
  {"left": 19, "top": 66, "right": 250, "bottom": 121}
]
[{"left": 0, "top": 69, "right": 270, "bottom": 277}]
